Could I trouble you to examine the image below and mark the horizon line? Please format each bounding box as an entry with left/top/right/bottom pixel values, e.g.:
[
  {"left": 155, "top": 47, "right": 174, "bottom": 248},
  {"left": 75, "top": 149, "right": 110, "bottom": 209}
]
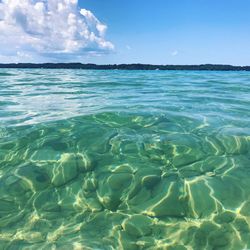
[{"left": 0, "top": 63, "right": 250, "bottom": 71}]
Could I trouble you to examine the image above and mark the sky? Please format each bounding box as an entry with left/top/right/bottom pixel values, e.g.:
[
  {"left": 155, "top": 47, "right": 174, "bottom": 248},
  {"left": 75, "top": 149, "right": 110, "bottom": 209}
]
[{"left": 0, "top": 0, "right": 250, "bottom": 65}]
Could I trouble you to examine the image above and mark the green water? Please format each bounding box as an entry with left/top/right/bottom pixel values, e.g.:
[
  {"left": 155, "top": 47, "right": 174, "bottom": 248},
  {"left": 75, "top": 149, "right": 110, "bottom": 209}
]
[{"left": 0, "top": 69, "right": 250, "bottom": 249}]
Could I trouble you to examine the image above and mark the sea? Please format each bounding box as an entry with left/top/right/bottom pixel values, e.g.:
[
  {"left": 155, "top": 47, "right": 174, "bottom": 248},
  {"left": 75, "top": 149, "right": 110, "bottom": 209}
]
[{"left": 0, "top": 69, "right": 250, "bottom": 249}]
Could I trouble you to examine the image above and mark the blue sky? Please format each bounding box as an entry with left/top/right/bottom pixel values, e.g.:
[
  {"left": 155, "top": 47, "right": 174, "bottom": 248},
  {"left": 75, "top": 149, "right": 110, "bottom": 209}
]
[
  {"left": 0, "top": 0, "right": 250, "bottom": 65},
  {"left": 81, "top": 0, "right": 250, "bottom": 65}
]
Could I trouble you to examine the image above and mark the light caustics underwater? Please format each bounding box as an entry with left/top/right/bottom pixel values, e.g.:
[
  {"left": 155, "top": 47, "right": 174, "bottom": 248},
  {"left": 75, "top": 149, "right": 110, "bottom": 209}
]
[{"left": 0, "top": 69, "right": 250, "bottom": 250}]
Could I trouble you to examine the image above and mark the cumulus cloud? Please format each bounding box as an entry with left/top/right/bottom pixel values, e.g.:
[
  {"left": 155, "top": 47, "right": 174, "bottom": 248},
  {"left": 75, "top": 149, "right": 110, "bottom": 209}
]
[{"left": 0, "top": 0, "right": 114, "bottom": 62}]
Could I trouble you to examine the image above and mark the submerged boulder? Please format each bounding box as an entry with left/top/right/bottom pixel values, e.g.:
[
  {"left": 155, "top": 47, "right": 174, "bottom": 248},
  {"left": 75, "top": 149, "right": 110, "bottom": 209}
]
[
  {"left": 51, "top": 153, "right": 78, "bottom": 187},
  {"left": 16, "top": 164, "right": 50, "bottom": 191}
]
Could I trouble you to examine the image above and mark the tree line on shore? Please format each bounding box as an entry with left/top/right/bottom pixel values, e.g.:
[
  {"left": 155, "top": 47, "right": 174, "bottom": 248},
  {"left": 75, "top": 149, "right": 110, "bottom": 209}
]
[{"left": 0, "top": 63, "right": 250, "bottom": 71}]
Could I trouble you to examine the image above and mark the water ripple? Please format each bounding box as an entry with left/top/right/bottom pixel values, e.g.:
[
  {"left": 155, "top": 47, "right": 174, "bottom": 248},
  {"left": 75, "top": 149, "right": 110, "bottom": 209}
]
[{"left": 0, "top": 69, "right": 250, "bottom": 249}]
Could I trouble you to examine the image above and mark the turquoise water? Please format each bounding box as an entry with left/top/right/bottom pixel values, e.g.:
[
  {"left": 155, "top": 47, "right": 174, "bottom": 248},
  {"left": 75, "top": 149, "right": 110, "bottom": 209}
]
[{"left": 0, "top": 69, "right": 250, "bottom": 249}]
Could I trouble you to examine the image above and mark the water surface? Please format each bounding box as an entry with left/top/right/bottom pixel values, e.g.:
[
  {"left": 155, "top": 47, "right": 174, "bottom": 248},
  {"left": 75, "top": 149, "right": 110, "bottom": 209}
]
[{"left": 0, "top": 69, "right": 250, "bottom": 249}]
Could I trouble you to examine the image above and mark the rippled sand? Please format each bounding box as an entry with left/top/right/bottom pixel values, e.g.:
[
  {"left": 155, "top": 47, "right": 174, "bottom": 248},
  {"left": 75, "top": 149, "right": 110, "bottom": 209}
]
[{"left": 0, "top": 69, "right": 250, "bottom": 249}]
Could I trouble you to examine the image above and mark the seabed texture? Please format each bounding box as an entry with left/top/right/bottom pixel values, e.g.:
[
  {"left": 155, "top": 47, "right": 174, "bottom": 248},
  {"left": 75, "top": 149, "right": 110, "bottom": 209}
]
[{"left": 0, "top": 69, "right": 250, "bottom": 249}]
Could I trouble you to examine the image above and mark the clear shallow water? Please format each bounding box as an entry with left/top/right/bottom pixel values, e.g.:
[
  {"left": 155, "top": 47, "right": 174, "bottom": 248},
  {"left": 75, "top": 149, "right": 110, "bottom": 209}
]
[{"left": 0, "top": 69, "right": 250, "bottom": 249}]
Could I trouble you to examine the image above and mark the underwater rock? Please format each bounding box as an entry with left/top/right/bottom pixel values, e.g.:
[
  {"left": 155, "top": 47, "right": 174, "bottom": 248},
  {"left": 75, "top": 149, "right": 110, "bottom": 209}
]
[
  {"left": 150, "top": 181, "right": 188, "bottom": 218},
  {"left": 214, "top": 211, "right": 236, "bottom": 224},
  {"left": 233, "top": 218, "right": 250, "bottom": 246},
  {"left": 75, "top": 153, "right": 94, "bottom": 172},
  {"left": 16, "top": 164, "right": 50, "bottom": 191},
  {"left": 141, "top": 175, "right": 161, "bottom": 189},
  {"left": 101, "top": 194, "right": 121, "bottom": 211},
  {"left": 127, "top": 175, "right": 187, "bottom": 217},
  {"left": 107, "top": 173, "right": 133, "bottom": 190},
  {"left": 119, "top": 140, "right": 140, "bottom": 155},
  {"left": 173, "top": 148, "right": 204, "bottom": 168},
  {"left": 178, "top": 161, "right": 203, "bottom": 178},
  {"left": 33, "top": 189, "right": 61, "bottom": 214},
  {"left": 97, "top": 171, "right": 133, "bottom": 211},
  {"left": 122, "top": 215, "right": 153, "bottom": 237},
  {"left": 202, "top": 156, "right": 228, "bottom": 173},
  {"left": 127, "top": 187, "right": 152, "bottom": 211},
  {"left": 82, "top": 175, "right": 98, "bottom": 193},
  {"left": 118, "top": 231, "right": 138, "bottom": 250},
  {"left": 209, "top": 176, "right": 244, "bottom": 209},
  {"left": 188, "top": 179, "right": 217, "bottom": 218},
  {"left": 165, "top": 134, "right": 204, "bottom": 165},
  {"left": 86, "top": 198, "right": 103, "bottom": 212},
  {"left": 208, "top": 229, "right": 231, "bottom": 248},
  {"left": 127, "top": 168, "right": 162, "bottom": 200},
  {"left": 51, "top": 153, "right": 78, "bottom": 187},
  {"left": 111, "top": 164, "right": 135, "bottom": 174},
  {"left": 193, "top": 229, "right": 208, "bottom": 249}
]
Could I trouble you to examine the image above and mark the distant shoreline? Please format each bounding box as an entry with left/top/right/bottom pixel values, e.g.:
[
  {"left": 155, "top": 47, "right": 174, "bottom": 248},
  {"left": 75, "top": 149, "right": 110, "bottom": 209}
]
[{"left": 0, "top": 63, "right": 250, "bottom": 71}]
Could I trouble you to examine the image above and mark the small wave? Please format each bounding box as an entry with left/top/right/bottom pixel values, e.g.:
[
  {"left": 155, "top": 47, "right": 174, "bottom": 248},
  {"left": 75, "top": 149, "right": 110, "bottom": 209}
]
[{"left": 0, "top": 72, "right": 15, "bottom": 76}]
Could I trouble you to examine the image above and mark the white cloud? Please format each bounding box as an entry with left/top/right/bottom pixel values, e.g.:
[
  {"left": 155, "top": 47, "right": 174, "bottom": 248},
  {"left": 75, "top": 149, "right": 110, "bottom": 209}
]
[
  {"left": 171, "top": 50, "right": 179, "bottom": 56},
  {"left": 0, "top": 0, "right": 114, "bottom": 62},
  {"left": 126, "top": 45, "right": 132, "bottom": 50}
]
